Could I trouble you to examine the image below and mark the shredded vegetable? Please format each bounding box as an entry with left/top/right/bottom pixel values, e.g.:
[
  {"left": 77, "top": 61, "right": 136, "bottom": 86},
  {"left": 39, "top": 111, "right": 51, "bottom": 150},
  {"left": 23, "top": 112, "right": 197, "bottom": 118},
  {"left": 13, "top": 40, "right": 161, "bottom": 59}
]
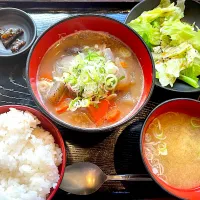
[
  {"left": 128, "top": 0, "right": 200, "bottom": 88},
  {"left": 61, "top": 48, "right": 123, "bottom": 111},
  {"left": 144, "top": 115, "right": 168, "bottom": 181},
  {"left": 154, "top": 131, "right": 166, "bottom": 140}
]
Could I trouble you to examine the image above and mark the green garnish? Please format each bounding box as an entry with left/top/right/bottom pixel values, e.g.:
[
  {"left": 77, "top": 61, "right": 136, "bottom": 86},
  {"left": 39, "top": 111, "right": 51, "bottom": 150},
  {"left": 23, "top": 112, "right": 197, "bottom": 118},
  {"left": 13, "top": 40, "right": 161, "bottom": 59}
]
[
  {"left": 62, "top": 48, "right": 122, "bottom": 111},
  {"left": 118, "top": 75, "right": 125, "bottom": 82},
  {"left": 94, "top": 104, "right": 99, "bottom": 108},
  {"left": 105, "top": 74, "right": 118, "bottom": 90},
  {"left": 158, "top": 142, "right": 168, "bottom": 156},
  {"left": 68, "top": 97, "right": 90, "bottom": 112},
  {"left": 191, "top": 117, "right": 200, "bottom": 128}
]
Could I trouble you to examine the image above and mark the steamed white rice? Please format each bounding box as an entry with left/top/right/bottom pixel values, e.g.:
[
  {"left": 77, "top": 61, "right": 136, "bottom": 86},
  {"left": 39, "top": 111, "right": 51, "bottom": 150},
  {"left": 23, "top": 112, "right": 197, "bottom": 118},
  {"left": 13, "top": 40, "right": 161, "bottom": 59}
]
[{"left": 0, "top": 108, "right": 62, "bottom": 200}]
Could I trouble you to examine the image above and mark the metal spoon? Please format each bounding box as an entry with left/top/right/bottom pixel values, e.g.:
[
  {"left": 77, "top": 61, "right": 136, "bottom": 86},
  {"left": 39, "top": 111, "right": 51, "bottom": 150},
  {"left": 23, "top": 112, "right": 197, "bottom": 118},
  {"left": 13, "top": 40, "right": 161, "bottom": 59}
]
[{"left": 60, "top": 162, "right": 152, "bottom": 195}]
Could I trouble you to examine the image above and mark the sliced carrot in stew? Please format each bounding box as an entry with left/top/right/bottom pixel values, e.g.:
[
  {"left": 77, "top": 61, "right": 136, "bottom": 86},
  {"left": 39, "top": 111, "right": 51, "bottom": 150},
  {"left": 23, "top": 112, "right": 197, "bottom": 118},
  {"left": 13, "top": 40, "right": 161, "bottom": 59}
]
[
  {"left": 106, "top": 107, "right": 121, "bottom": 123},
  {"left": 56, "top": 98, "right": 71, "bottom": 114},
  {"left": 96, "top": 118, "right": 104, "bottom": 127},
  {"left": 40, "top": 74, "right": 53, "bottom": 81},
  {"left": 88, "top": 99, "right": 110, "bottom": 123},
  {"left": 120, "top": 61, "right": 128, "bottom": 68}
]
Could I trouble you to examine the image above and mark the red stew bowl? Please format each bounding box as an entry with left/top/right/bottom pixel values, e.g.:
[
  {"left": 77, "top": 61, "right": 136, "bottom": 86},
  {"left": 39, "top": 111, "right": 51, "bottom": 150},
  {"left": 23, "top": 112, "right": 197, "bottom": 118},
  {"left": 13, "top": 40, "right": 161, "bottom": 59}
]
[
  {"left": 141, "top": 98, "right": 200, "bottom": 199},
  {"left": 0, "top": 105, "right": 66, "bottom": 200},
  {"left": 26, "top": 15, "right": 154, "bottom": 132}
]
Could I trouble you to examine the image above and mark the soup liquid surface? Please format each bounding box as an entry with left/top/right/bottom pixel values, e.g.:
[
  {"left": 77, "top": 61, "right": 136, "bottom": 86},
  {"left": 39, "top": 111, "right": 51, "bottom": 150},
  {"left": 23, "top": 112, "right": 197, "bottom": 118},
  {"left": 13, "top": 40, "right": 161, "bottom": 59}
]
[
  {"left": 37, "top": 31, "right": 143, "bottom": 128},
  {"left": 144, "top": 112, "right": 200, "bottom": 189}
]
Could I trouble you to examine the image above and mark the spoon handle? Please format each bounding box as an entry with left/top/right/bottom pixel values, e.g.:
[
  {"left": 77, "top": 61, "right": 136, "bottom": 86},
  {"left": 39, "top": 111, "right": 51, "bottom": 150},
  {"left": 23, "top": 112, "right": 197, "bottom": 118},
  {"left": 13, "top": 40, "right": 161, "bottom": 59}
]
[{"left": 107, "top": 174, "right": 152, "bottom": 181}]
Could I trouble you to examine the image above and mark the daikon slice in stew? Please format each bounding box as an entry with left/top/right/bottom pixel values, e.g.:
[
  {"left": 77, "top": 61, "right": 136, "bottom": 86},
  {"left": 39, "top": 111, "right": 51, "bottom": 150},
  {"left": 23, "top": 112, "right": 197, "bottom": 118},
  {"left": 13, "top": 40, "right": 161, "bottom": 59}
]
[
  {"left": 144, "top": 112, "right": 200, "bottom": 189},
  {"left": 37, "top": 30, "right": 144, "bottom": 128}
]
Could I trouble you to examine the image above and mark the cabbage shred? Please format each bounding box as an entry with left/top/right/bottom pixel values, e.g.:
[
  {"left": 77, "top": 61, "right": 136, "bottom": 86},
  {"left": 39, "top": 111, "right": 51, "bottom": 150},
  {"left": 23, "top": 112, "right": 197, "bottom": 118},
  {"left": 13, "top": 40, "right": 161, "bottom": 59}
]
[{"left": 128, "top": 0, "right": 200, "bottom": 88}]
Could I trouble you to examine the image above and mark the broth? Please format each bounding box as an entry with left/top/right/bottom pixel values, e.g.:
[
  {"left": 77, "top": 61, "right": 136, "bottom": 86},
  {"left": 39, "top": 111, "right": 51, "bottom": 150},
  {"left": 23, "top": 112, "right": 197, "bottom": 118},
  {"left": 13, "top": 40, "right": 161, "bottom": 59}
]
[
  {"left": 144, "top": 112, "right": 200, "bottom": 189},
  {"left": 37, "top": 30, "right": 143, "bottom": 128}
]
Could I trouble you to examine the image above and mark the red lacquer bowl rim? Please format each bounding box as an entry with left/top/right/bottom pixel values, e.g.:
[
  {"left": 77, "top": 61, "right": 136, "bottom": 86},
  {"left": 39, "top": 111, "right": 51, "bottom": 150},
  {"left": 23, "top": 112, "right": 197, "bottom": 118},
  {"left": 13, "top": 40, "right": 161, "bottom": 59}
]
[
  {"left": 0, "top": 105, "right": 67, "bottom": 200},
  {"left": 140, "top": 98, "right": 200, "bottom": 199},
  {"left": 26, "top": 14, "right": 155, "bottom": 133}
]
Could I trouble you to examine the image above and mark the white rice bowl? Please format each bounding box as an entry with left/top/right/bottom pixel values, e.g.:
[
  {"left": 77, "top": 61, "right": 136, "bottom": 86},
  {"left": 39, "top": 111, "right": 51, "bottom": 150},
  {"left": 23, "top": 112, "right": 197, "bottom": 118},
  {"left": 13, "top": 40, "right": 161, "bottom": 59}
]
[{"left": 0, "top": 108, "right": 62, "bottom": 200}]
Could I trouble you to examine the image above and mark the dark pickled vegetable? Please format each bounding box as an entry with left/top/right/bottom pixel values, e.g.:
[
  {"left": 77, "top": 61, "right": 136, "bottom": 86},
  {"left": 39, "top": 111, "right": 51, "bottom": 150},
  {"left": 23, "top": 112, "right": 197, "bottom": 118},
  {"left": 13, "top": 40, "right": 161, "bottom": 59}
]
[
  {"left": 1, "top": 28, "right": 14, "bottom": 40},
  {"left": 11, "top": 39, "right": 26, "bottom": 52},
  {"left": 1, "top": 28, "right": 24, "bottom": 48},
  {"left": 47, "top": 81, "right": 66, "bottom": 105}
]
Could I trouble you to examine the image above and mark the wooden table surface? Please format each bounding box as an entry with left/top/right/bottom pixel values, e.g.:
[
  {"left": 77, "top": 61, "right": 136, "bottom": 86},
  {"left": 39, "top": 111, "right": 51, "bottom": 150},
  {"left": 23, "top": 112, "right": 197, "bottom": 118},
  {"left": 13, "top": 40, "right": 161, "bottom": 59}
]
[{"left": 0, "top": 1, "right": 199, "bottom": 200}]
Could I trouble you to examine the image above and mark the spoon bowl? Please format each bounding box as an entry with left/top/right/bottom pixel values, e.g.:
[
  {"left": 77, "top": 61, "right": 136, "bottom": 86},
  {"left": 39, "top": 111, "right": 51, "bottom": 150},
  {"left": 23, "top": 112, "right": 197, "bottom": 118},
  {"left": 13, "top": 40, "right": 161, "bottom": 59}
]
[
  {"left": 60, "top": 162, "right": 152, "bottom": 195},
  {"left": 60, "top": 162, "right": 107, "bottom": 195}
]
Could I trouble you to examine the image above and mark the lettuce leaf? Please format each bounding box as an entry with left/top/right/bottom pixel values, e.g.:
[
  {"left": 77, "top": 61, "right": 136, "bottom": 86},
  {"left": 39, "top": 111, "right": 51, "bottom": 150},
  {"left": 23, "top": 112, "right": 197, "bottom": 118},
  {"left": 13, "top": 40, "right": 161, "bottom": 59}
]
[
  {"left": 155, "top": 43, "right": 200, "bottom": 88},
  {"left": 179, "top": 75, "right": 199, "bottom": 88},
  {"left": 179, "top": 51, "right": 200, "bottom": 88},
  {"left": 181, "top": 65, "right": 200, "bottom": 82},
  {"left": 160, "top": 20, "right": 195, "bottom": 46},
  {"left": 177, "top": 0, "right": 186, "bottom": 12},
  {"left": 185, "top": 46, "right": 200, "bottom": 66},
  {"left": 165, "top": 58, "right": 185, "bottom": 77},
  {"left": 127, "top": 1, "right": 184, "bottom": 47},
  {"left": 127, "top": 0, "right": 200, "bottom": 88},
  {"left": 155, "top": 58, "right": 185, "bottom": 86},
  {"left": 161, "top": 42, "right": 190, "bottom": 58},
  {"left": 128, "top": 19, "right": 160, "bottom": 47},
  {"left": 159, "top": 0, "right": 171, "bottom": 8},
  {"left": 189, "top": 29, "right": 200, "bottom": 51}
]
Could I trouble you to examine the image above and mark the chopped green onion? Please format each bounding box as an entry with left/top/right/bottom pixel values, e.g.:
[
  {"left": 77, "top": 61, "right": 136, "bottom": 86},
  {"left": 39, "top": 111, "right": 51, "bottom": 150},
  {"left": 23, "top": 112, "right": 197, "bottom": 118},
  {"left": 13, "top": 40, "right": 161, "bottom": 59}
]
[
  {"left": 158, "top": 143, "right": 168, "bottom": 156},
  {"left": 118, "top": 76, "right": 125, "bottom": 82},
  {"left": 68, "top": 97, "right": 90, "bottom": 111},
  {"left": 93, "top": 104, "right": 99, "bottom": 108},
  {"left": 191, "top": 117, "right": 200, "bottom": 128},
  {"left": 153, "top": 131, "right": 166, "bottom": 140},
  {"left": 105, "top": 74, "right": 118, "bottom": 90},
  {"left": 62, "top": 48, "right": 125, "bottom": 111}
]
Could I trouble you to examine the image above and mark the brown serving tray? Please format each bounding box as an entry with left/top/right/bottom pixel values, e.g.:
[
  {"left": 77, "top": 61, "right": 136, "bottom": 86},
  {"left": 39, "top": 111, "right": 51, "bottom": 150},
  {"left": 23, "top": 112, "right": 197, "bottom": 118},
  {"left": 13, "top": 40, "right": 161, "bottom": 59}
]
[{"left": 0, "top": 1, "right": 199, "bottom": 200}]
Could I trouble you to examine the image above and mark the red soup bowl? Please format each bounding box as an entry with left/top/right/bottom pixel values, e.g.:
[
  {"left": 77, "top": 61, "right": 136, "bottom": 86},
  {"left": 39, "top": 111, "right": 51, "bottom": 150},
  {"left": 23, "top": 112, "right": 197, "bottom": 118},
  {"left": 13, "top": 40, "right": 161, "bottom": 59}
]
[
  {"left": 26, "top": 15, "right": 154, "bottom": 132},
  {"left": 0, "top": 105, "right": 66, "bottom": 200},
  {"left": 141, "top": 98, "right": 200, "bottom": 200}
]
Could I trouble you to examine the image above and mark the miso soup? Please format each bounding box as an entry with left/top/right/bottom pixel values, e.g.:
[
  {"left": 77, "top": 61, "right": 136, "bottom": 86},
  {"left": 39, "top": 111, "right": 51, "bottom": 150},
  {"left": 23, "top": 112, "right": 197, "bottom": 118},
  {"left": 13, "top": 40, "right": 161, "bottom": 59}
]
[
  {"left": 37, "top": 30, "right": 144, "bottom": 128},
  {"left": 144, "top": 112, "right": 200, "bottom": 189}
]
